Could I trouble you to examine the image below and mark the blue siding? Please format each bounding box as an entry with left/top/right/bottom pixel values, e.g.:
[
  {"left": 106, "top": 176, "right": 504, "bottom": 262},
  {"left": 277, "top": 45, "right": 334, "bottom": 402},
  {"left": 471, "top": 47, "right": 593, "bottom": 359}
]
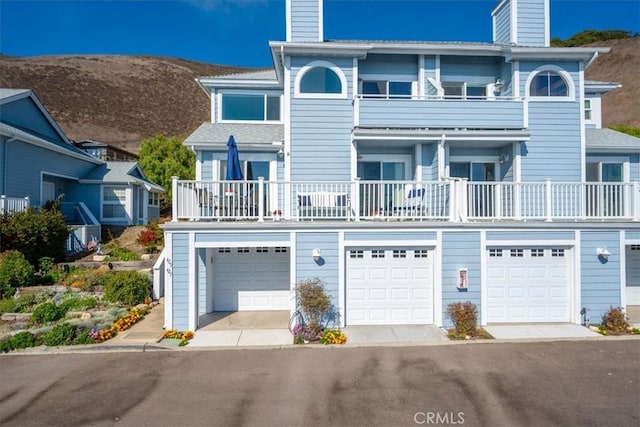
[
  {"left": 442, "top": 232, "right": 482, "bottom": 326},
  {"left": 171, "top": 233, "right": 190, "bottom": 331},
  {"left": 344, "top": 231, "right": 437, "bottom": 241},
  {"left": 517, "top": 0, "right": 547, "bottom": 47},
  {"left": 4, "top": 139, "right": 96, "bottom": 206},
  {"left": 64, "top": 183, "right": 102, "bottom": 221},
  {"left": 486, "top": 230, "right": 575, "bottom": 241},
  {"left": 290, "top": 58, "right": 353, "bottom": 181},
  {"left": 581, "top": 231, "right": 621, "bottom": 324},
  {"left": 296, "top": 232, "right": 340, "bottom": 309},
  {"left": 0, "top": 97, "right": 65, "bottom": 145},
  {"left": 627, "top": 231, "right": 640, "bottom": 240},
  {"left": 289, "top": 0, "right": 321, "bottom": 42},
  {"left": 423, "top": 56, "right": 437, "bottom": 96},
  {"left": 359, "top": 99, "right": 524, "bottom": 129},
  {"left": 493, "top": 0, "right": 512, "bottom": 44},
  {"left": 0, "top": 137, "right": 5, "bottom": 192},
  {"left": 421, "top": 144, "right": 437, "bottom": 181},
  {"left": 195, "top": 232, "right": 289, "bottom": 244},
  {"left": 440, "top": 56, "right": 500, "bottom": 83},
  {"left": 359, "top": 54, "right": 418, "bottom": 79}
]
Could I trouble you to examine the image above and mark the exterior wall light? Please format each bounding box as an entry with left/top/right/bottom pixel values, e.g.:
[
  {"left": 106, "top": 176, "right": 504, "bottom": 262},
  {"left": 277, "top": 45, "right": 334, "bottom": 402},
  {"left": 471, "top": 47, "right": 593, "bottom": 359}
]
[
  {"left": 312, "top": 248, "right": 321, "bottom": 261},
  {"left": 596, "top": 247, "right": 611, "bottom": 260}
]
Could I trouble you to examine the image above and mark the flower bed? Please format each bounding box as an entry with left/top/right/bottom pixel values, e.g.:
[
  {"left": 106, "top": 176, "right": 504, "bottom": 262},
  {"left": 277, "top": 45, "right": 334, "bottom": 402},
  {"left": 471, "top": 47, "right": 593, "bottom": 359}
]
[{"left": 161, "top": 329, "right": 194, "bottom": 346}]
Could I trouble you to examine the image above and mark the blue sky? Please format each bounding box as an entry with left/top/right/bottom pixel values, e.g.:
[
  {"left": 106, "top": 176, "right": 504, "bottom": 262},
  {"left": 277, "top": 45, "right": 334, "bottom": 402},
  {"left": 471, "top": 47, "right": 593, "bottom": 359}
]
[{"left": 1, "top": 1, "right": 638, "bottom": 67}]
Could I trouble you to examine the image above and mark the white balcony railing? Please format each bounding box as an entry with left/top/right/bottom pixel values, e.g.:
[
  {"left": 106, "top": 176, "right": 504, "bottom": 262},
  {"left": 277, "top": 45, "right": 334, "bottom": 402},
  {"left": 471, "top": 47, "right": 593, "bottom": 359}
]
[
  {"left": 171, "top": 177, "right": 640, "bottom": 223},
  {"left": 0, "top": 195, "right": 29, "bottom": 214}
]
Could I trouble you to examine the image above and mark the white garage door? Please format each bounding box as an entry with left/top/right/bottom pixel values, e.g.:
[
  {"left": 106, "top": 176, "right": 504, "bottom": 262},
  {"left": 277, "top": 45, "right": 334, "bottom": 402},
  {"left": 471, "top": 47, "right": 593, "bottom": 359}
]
[
  {"left": 346, "top": 248, "right": 434, "bottom": 325},
  {"left": 214, "top": 247, "right": 290, "bottom": 311},
  {"left": 626, "top": 245, "right": 640, "bottom": 305},
  {"left": 487, "top": 247, "right": 571, "bottom": 323}
]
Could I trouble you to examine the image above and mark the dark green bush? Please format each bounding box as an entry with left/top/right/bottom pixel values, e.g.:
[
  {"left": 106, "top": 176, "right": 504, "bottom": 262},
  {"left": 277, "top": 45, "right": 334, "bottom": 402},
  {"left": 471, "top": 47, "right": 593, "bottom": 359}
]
[
  {"left": 0, "top": 250, "right": 36, "bottom": 298},
  {"left": 13, "top": 293, "right": 39, "bottom": 313},
  {"left": 42, "top": 323, "right": 77, "bottom": 346},
  {"left": 72, "top": 329, "right": 95, "bottom": 345},
  {"left": 0, "top": 338, "right": 13, "bottom": 353},
  {"left": 10, "top": 331, "right": 38, "bottom": 349},
  {"left": 0, "top": 298, "right": 17, "bottom": 313},
  {"left": 105, "top": 246, "right": 140, "bottom": 261},
  {"left": 0, "top": 207, "right": 70, "bottom": 265},
  {"left": 31, "top": 302, "right": 66, "bottom": 324},
  {"left": 102, "top": 271, "right": 150, "bottom": 306},
  {"left": 59, "top": 296, "right": 97, "bottom": 312}
]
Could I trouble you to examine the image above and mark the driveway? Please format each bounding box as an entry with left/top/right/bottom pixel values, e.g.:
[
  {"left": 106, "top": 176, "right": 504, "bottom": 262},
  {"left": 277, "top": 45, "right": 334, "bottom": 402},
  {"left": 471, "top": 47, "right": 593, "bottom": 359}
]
[{"left": 1, "top": 341, "right": 638, "bottom": 426}]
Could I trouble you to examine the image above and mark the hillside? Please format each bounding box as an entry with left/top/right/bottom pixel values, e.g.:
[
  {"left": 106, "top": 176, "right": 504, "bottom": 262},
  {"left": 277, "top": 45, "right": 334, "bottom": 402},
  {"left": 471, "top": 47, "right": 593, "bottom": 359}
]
[
  {"left": 0, "top": 39, "right": 637, "bottom": 153},
  {"left": 585, "top": 38, "right": 640, "bottom": 128},
  {"left": 0, "top": 55, "right": 247, "bottom": 152}
]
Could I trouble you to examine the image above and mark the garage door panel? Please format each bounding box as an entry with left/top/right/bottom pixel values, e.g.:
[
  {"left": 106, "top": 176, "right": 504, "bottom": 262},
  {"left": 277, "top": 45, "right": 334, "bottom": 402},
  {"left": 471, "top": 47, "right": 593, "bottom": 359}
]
[
  {"left": 487, "top": 247, "right": 571, "bottom": 323},
  {"left": 213, "top": 248, "right": 290, "bottom": 311},
  {"left": 346, "top": 248, "right": 434, "bottom": 325}
]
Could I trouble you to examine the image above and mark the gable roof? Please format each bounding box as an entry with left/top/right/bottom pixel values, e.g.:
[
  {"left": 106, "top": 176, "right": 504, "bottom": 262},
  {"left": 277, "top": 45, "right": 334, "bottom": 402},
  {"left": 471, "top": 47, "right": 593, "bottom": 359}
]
[
  {"left": 184, "top": 122, "right": 284, "bottom": 151},
  {"left": 586, "top": 128, "right": 640, "bottom": 153},
  {"left": 81, "top": 161, "right": 164, "bottom": 192}
]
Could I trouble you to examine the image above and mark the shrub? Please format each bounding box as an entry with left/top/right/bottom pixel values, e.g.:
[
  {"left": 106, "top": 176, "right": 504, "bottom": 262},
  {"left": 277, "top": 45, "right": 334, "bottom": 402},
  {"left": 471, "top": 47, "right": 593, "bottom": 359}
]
[
  {"left": 42, "top": 323, "right": 77, "bottom": 346},
  {"left": 446, "top": 301, "right": 478, "bottom": 337},
  {"left": 102, "top": 271, "right": 150, "bottom": 305},
  {"left": 0, "top": 250, "right": 36, "bottom": 298},
  {"left": 59, "top": 295, "right": 97, "bottom": 312},
  {"left": 601, "top": 307, "right": 630, "bottom": 335},
  {"left": 320, "top": 329, "right": 347, "bottom": 345},
  {"left": 62, "top": 267, "right": 106, "bottom": 290},
  {"left": 0, "top": 208, "right": 70, "bottom": 265},
  {"left": 10, "top": 331, "right": 38, "bottom": 349},
  {"left": 0, "top": 298, "right": 17, "bottom": 313},
  {"left": 72, "top": 328, "right": 95, "bottom": 345},
  {"left": 296, "top": 278, "right": 330, "bottom": 324},
  {"left": 106, "top": 246, "right": 140, "bottom": 261},
  {"left": 31, "top": 302, "right": 66, "bottom": 324},
  {"left": 137, "top": 227, "right": 162, "bottom": 253},
  {"left": 0, "top": 338, "right": 14, "bottom": 353}
]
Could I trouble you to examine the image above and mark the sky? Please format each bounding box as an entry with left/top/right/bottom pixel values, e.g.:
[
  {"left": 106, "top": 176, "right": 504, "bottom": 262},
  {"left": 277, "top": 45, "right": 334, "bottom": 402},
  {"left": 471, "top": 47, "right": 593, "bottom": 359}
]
[{"left": 1, "top": 0, "right": 639, "bottom": 67}]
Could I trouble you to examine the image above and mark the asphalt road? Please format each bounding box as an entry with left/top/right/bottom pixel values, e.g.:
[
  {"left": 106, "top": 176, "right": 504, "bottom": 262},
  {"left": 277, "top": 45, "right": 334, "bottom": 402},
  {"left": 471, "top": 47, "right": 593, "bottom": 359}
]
[{"left": 0, "top": 340, "right": 638, "bottom": 427}]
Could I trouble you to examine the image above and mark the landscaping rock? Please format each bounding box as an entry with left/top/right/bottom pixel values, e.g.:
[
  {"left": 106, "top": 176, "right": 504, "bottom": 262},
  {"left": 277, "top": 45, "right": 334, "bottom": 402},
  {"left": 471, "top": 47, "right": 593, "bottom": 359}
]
[
  {"left": 134, "top": 304, "right": 150, "bottom": 311},
  {"left": 1, "top": 313, "right": 32, "bottom": 322},
  {"left": 80, "top": 312, "right": 92, "bottom": 320},
  {"left": 93, "top": 255, "right": 108, "bottom": 262},
  {"left": 141, "top": 254, "right": 152, "bottom": 260}
]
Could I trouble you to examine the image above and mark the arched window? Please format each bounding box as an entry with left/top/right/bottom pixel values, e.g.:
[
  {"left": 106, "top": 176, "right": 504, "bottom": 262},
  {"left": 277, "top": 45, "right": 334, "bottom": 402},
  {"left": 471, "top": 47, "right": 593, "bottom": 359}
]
[
  {"left": 529, "top": 71, "right": 569, "bottom": 97},
  {"left": 295, "top": 61, "right": 347, "bottom": 98},
  {"left": 300, "top": 67, "right": 342, "bottom": 93}
]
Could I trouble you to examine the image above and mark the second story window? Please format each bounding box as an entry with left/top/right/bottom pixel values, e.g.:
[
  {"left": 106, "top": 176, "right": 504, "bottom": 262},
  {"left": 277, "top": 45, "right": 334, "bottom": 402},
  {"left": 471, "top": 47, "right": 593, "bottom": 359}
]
[
  {"left": 221, "top": 93, "right": 280, "bottom": 122},
  {"left": 442, "top": 82, "right": 487, "bottom": 99},
  {"left": 584, "top": 99, "right": 592, "bottom": 120},
  {"left": 361, "top": 80, "right": 412, "bottom": 98},
  {"left": 300, "top": 67, "right": 342, "bottom": 93},
  {"left": 530, "top": 71, "right": 568, "bottom": 97}
]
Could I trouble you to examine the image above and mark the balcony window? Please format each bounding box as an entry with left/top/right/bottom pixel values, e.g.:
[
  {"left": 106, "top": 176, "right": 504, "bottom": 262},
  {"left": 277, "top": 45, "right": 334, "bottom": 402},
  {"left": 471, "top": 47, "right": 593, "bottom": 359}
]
[
  {"left": 530, "top": 71, "right": 568, "bottom": 97},
  {"left": 361, "top": 80, "right": 412, "bottom": 98},
  {"left": 442, "top": 82, "right": 486, "bottom": 99},
  {"left": 221, "top": 94, "right": 280, "bottom": 121}
]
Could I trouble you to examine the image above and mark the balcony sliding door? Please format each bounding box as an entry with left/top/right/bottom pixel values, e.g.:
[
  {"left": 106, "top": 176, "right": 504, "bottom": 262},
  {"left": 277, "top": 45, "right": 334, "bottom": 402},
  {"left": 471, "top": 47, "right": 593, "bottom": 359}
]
[{"left": 358, "top": 157, "right": 409, "bottom": 217}]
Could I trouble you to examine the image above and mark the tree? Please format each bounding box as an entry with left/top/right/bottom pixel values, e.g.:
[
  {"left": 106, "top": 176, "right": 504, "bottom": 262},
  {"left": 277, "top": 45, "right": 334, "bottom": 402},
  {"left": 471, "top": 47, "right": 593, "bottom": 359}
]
[{"left": 138, "top": 135, "right": 195, "bottom": 203}]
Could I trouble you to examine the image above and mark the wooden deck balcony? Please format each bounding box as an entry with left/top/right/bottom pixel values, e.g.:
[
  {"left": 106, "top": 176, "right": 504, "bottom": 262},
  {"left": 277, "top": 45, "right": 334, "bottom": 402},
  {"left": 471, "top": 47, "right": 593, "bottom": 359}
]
[{"left": 172, "top": 178, "right": 640, "bottom": 224}]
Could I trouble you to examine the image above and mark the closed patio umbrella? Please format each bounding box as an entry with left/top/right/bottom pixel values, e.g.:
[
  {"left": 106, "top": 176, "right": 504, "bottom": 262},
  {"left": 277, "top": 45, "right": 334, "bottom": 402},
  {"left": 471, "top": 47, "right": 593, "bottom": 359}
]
[{"left": 226, "top": 135, "right": 243, "bottom": 180}]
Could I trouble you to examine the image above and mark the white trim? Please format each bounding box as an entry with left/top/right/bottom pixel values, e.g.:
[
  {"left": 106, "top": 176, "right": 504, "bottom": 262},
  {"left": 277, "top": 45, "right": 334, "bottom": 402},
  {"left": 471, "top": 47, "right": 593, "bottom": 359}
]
[
  {"left": 574, "top": 230, "right": 582, "bottom": 324},
  {"left": 418, "top": 55, "right": 425, "bottom": 97},
  {"left": 524, "top": 65, "right": 576, "bottom": 101},
  {"left": 414, "top": 144, "right": 422, "bottom": 181},
  {"left": 289, "top": 231, "right": 297, "bottom": 315},
  {"left": 164, "top": 233, "right": 173, "bottom": 329},
  {"left": 480, "top": 230, "right": 488, "bottom": 326},
  {"left": 338, "top": 231, "right": 345, "bottom": 327},
  {"left": 513, "top": 61, "right": 520, "bottom": 98},
  {"left": 620, "top": 230, "right": 626, "bottom": 308},
  {"left": 41, "top": 170, "right": 80, "bottom": 181},
  {"left": 286, "top": 0, "right": 292, "bottom": 42},
  {"left": 350, "top": 139, "right": 357, "bottom": 181},
  {"left": 194, "top": 240, "right": 290, "bottom": 249},
  {"left": 125, "top": 187, "right": 133, "bottom": 223},
  {"left": 485, "top": 239, "right": 576, "bottom": 247},
  {"left": 293, "top": 60, "right": 348, "bottom": 99},
  {"left": 513, "top": 142, "right": 521, "bottom": 182},
  {"left": 317, "top": 0, "right": 323, "bottom": 41},
  {"left": 195, "top": 151, "right": 202, "bottom": 181},
  {"left": 434, "top": 55, "right": 441, "bottom": 83},
  {"left": 100, "top": 185, "right": 130, "bottom": 223},
  {"left": 434, "top": 230, "right": 443, "bottom": 327},
  {"left": 579, "top": 61, "right": 586, "bottom": 182},
  {"left": 438, "top": 139, "right": 446, "bottom": 181},
  {"left": 356, "top": 154, "right": 412, "bottom": 180},
  {"left": 543, "top": 0, "right": 550, "bottom": 47},
  {"left": 511, "top": 0, "right": 518, "bottom": 45},
  {"left": 344, "top": 240, "right": 438, "bottom": 248},
  {"left": 211, "top": 89, "right": 216, "bottom": 123},
  {"left": 188, "top": 232, "right": 197, "bottom": 331},
  {"left": 217, "top": 91, "right": 283, "bottom": 123},
  {"left": 492, "top": 13, "right": 497, "bottom": 43},
  {"left": 284, "top": 55, "right": 292, "bottom": 218}
]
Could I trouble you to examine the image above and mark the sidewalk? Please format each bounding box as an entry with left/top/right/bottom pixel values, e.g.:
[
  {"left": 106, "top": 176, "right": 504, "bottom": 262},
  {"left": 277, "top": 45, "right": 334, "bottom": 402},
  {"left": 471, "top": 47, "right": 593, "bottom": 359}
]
[{"left": 105, "top": 299, "right": 165, "bottom": 346}]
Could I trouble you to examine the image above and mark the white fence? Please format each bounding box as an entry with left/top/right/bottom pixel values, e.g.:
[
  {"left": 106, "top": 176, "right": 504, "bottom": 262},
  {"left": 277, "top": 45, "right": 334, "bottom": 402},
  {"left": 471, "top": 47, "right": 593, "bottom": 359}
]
[
  {"left": 172, "top": 177, "right": 640, "bottom": 223},
  {"left": 0, "top": 196, "right": 29, "bottom": 214}
]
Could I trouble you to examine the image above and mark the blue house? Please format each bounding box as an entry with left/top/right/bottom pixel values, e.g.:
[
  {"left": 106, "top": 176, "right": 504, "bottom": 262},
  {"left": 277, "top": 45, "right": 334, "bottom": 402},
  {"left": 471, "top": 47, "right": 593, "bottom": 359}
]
[
  {"left": 161, "top": 0, "right": 640, "bottom": 331},
  {"left": 0, "top": 89, "right": 164, "bottom": 249}
]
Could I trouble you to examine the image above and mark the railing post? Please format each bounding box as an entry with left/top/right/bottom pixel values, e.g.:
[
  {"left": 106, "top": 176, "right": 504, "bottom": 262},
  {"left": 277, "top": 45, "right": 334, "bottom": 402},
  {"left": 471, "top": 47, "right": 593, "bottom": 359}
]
[
  {"left": 24, "top": 196, "right": 30, "bottom": 209},
  {"left": 459, "top": 180, "right": 468, "bottom": 222},
  {"left": 544, "top": 178, "right": 552, "bottom": 222},
  {"left": 257, "top": 177, "right": 265, "bottom": 223},
  {"left": 353, "top": 177, "right": 360, "bottom": 221},
  {"left": 633, "top": 181, "right": 640, "bottom": 222},
  {"left": 0, "top": 195, "right": 5, "bottom": 214},
  {"left": 171, "top": 176, "right": 178, "bottom": 222},
  {"left": 495, "top": 183, "right": 502, "bottom": 220},
  {"left": 514, "top": 182, "right": 521, "bottom": 220}
]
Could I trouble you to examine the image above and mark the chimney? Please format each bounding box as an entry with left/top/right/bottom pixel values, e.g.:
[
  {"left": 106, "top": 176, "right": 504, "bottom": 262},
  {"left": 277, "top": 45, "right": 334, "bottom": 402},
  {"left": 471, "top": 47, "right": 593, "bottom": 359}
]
[
  {"left": 286, "top": 0, "right": 323, "bottom": 42},
  {"left": 492, "top": 0, "right": 550, "bottom": 47}
]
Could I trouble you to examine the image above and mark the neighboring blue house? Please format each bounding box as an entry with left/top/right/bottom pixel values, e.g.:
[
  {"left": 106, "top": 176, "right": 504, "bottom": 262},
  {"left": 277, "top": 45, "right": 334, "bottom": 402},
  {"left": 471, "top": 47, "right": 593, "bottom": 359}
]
[
  {"left": 161, "top": 0, "right": 640, "bottom": 331},
  {"left": 0, "top": 89, "right": 164, "bottom": 248}
]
